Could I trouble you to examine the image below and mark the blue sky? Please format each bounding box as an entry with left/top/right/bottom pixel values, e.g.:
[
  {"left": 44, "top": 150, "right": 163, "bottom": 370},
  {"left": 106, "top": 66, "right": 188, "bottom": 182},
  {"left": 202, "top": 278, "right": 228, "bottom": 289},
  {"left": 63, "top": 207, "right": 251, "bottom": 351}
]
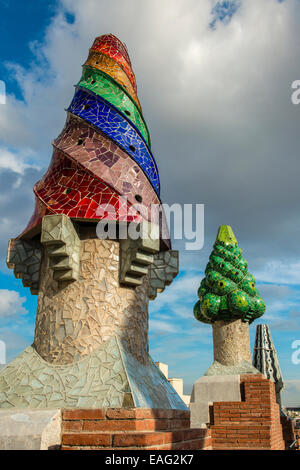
[{"left": 0, "top": 0, "right": 300, "bottom": 406}]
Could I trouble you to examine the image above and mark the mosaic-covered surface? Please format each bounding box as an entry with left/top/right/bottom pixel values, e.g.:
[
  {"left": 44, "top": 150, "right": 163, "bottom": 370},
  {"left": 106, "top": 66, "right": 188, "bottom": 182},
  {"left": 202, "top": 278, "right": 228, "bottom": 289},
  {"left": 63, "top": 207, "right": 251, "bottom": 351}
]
[
  {"left": 149, "top": 250, "right": 179, "bottom": 300},
  {"left": 194, "top": 225, "right": 266, "bottom": 324},
  {"left": 78, "top": 67, "right": 150, "bottom": 146},
  {"left": 120, "top": 221, "right": 160, "bottom": 287},
  {"left": 91, "top": 37, "right": 136, "bottom": 91},
  {"left": 92, "top": 34, "right": 132, "bottom": 67},
  {"left": 17, "top": 33, "right": 165, "bottom": 244},
  {"left": 0, "top": 338, "right": 131, "bottom": 409},
  {"left": 204, "top": 359, "right": 260, "bottom": 376},
  {"left": 67, "top": 88, "right": 160, "bottom": 194},
  {"left": 34, "top": 238, "right": 150, "bottom": 365},
  {"left": 34, "top": 150, "right": 141, "bottom": 223},
  {"left": 253, "top": 324, "right": 284, "bottom": 404},
  {"left": 6, "top": 239, "right": 42, "bottom": 294},
  {"left": 0, "top": 336, "right": 187, "bottom": 409},
  {"left": 2, "top": 34, "right": 181, "bottom": 412},
  {"left": 119, "top": 340, "right": 188, "bottom": 410},
  {"left": 84, "top": 51, "right": 141, "bottom": 109},
  {"left": 41, "top": 215, "right": 81, "bottom": 282},
  {"left": 53, "top": 117, "right": 159, "bottom": 213}
]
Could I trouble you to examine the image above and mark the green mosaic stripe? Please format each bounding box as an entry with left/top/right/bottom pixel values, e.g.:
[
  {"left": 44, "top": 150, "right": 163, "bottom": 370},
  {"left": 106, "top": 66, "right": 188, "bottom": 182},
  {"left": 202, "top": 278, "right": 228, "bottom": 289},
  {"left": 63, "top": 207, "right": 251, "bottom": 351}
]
[{"left": 78, "top": 66, "right": 151, "bottom": 147}]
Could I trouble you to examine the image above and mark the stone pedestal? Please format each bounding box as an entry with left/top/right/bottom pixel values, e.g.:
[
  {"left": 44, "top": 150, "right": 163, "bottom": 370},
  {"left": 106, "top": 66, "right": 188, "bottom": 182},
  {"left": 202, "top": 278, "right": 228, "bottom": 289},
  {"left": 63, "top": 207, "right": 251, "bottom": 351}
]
[
  {"left": 212, "top": 320, "right": 251, "bottom": 366},
  {"left": 190, "top": 375, "right": 241, "bottom": 428},
  {"left": 61, "top": 408, "right": 212, "bottom": 450},
  {"left": 210, "top": 374, "right": 285, "bottom": 450},
  {"left": 190, "top": 320, "right": 260, "bottom": 427},
  {"left": 34, "top": 236, "right": 149, "bottom": 365},
  {"left": 0, "top": 223, "right": 184, "bottom": 411}
]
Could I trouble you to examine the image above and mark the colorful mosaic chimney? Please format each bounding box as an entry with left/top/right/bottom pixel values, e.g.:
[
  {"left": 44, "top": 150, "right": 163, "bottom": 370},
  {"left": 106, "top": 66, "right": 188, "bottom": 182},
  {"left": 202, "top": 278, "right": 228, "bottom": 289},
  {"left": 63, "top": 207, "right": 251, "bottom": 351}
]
[
  {"left": 20, "top": 33, "right": 167, "bottom": 246},
  {"left": 1, "top": 34, "right": 182, "bottom": 410},
  {"left": 253, "top": 324, "right": 284, "bottom": 407},
  {"left": 194, "top": 225, "right": 266, "bottom": 374}
]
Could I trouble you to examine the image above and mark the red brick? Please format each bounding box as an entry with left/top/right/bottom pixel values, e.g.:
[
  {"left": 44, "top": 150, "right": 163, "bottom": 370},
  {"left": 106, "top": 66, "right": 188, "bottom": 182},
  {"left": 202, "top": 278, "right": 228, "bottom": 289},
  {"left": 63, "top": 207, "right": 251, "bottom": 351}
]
[
  {"left": 62, "top": 433, "right": 111, "bottom": 447},
  {"left": 112, "top": 432, "right": 165, "bottom": 447},
  {"left": 168, "top": 418, "right": 190, "bottom": 429},
  {"left": 163, "top": 430, "right": 183, "bottom": 444},
  {"left": 63, "top": 420, "right": 83, "bottom": 432},
  {"left": 63, "top": 409, "right": 105, "bottom": 420},
  {"left": 152, "top": 419, "right": 169, "bottom": 430},
  {"left": 61, "top": 446, "right": 80, "bottom": 450},
  {"left": 182, "top": 429, "right": 208, "bottom": 441},
  {"left": 105, "top": 408, "right": 138, "bottom": 419},
  {"left": 82, "top": 419, "right": 138, "bottom": 432}
]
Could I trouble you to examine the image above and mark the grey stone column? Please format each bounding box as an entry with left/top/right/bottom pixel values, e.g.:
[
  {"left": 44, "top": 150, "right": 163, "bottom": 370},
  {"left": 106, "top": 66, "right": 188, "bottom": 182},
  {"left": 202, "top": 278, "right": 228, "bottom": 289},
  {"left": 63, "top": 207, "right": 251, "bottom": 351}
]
[
  {"left": 34, "top": 237, "right": 149, "bottom": 365},
  {"left": 212, "top": 319, "right": 251, "bottom": 366}
]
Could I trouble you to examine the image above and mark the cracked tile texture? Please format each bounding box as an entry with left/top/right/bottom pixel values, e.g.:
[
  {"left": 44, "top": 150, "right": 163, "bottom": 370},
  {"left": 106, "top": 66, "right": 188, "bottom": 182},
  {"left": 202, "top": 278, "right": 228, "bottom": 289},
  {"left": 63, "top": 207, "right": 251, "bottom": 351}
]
[{"left": 0, "top": 337, "right": 187, "bottom": 410}]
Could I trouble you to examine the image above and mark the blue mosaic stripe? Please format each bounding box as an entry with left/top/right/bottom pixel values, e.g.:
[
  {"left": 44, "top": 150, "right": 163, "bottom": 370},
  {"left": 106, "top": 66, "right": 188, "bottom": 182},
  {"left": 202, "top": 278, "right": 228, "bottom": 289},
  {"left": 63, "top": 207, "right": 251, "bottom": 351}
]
[{"left": 67, "top": 88, "right": 160, "bottom": 195}]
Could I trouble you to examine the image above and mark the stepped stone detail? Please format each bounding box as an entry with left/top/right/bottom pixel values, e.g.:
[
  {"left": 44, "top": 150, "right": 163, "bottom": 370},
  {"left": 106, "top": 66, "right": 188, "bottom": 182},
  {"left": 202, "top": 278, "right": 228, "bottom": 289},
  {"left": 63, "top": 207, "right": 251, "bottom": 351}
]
[
  {"left": 149, "top": 251, "right": 179, "bottom": 300},
  {"left": 61, "top": 408, "right": 212, "bottom": 450},
  {"left": 33, "top": 236, "right": 150, "bottom": 365},
  {"left": 6, "top": 238, "right": 42, "bottom": 295},
  {"left": 41, "top": 214, "right": 80, "bottom": 282},
  {"left": 210, "top": 374, "right": 285, "bottom": 450},
  {"left": 120, "top": 221, "right": 160, "bottom": 287},
  {"left": 0, "top": 34, "right": 182, "bottom": 422}
]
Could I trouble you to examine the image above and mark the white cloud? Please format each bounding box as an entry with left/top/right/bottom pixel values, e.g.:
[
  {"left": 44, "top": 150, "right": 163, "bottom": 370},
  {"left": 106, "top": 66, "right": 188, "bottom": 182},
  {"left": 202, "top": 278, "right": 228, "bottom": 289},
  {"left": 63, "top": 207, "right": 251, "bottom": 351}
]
[
  {"left": 0, "top": 0, "right": 299, "bottom": 262},
  {"left": 150, "top": 272, "right": 202, "bottom": 314},
  {"left": 149, "top": 319, "right": 177, "bottom": 334},
  {"left": 0, "top": 290, "right": 27, "bottom": 318},
  {"left": 282, "top": 380, "right": 300, "bottom": 407},
  {"left": 0, "top": 147, "right": 39, "bottom": 175},
  {"left": 1, "top": 0, "right": 300, "bottom": 385},
  {"left": 0, "top": 80, "right": 5, "bottom": 105},
  {"left": 256, "top": 261, "right": 300, "bottom": 285}
]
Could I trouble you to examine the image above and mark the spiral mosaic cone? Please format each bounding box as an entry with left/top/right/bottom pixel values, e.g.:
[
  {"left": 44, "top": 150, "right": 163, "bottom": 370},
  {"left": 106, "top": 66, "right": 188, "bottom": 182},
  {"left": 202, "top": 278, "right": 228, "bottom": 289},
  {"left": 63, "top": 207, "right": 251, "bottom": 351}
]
[
  {"left": 194, "top": 225, "right": 266, "bottom": 324},
  {"left": 20, "top": 33, "right": 169, "bottom": 248},
  {"left": 1, "top": 34, "right": 183, "bottom": 411}
]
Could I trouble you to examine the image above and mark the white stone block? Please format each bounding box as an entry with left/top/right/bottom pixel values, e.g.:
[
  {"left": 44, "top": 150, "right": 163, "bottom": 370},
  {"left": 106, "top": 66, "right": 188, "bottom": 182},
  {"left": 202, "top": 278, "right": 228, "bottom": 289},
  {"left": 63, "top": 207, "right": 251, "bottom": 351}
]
[
  {"left": 155, "top": 362, "right": 168, "bottom": 379},
  {"left": 0, "top": 409, "right": 61, "bottom": 450},
  {"left": 190, "top": 375, "right": 241, "bottom": 428},
  {"left": 169, "top": 378, "right": 183, "bottom": 396}
]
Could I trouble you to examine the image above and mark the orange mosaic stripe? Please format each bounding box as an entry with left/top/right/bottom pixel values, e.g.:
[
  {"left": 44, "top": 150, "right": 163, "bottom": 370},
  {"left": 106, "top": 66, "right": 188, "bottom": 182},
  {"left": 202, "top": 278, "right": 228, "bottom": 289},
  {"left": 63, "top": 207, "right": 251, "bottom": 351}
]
[
  {"left": 84, "top": 50, "right": 141, "bottom": 110},
  {"left": 90, "top": 42, "right": 136, "bottom": 92}
]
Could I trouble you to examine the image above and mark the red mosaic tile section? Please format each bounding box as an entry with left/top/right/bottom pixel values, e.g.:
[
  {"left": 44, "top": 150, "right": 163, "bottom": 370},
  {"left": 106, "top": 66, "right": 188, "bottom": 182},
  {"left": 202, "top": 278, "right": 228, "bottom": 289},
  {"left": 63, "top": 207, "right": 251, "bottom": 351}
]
[
  {"left": 53, "top": 117, "right": 171, "bottom": 248},
  {"left": 61, "top": 408, "right": 212, "bottom": 450},
  {"left": 34, "top": 150, "right": 141, "bottom": 223},
  {"left": 210, "top": 374, "right": 285, "bottom": 450},
  {"left": 91, "top": 37, "right": 137, "bottom": 92},
  {"left": 92, "top": 34, "right": 132, "bottom": 67},
  {"left": 54, "top": 117, "right": 160, "bottom": 215}
]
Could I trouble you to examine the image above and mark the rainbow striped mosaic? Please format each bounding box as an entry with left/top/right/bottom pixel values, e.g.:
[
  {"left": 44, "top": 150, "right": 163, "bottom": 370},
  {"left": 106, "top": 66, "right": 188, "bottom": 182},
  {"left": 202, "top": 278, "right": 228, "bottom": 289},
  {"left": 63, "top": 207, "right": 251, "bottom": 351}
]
[{"left": 21, "top": 34, "right": 167, "bottom": 245}]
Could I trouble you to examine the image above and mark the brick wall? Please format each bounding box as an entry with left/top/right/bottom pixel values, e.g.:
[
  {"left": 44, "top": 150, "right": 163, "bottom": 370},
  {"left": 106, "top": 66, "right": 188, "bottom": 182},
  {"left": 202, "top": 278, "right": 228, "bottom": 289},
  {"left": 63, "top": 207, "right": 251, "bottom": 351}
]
[
  {"left": 60, "top": 375, "right": 290, "bottom": 451},
  {"left": 210, "top": 374, "right": 285, "bottom": 450},
  {"left": 61, "top": 408, "right": 212, "bottom": 450},
  {"left": 281, "top": 415, "right": 300, "bottom": 450}
]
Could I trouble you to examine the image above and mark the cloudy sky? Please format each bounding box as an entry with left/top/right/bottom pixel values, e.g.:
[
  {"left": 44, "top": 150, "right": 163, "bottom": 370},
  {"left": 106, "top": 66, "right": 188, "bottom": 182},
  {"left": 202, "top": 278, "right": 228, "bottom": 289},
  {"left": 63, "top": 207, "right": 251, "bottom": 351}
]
[{"left": 0, "top": 0, "right": 299, "bottom": 405}]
